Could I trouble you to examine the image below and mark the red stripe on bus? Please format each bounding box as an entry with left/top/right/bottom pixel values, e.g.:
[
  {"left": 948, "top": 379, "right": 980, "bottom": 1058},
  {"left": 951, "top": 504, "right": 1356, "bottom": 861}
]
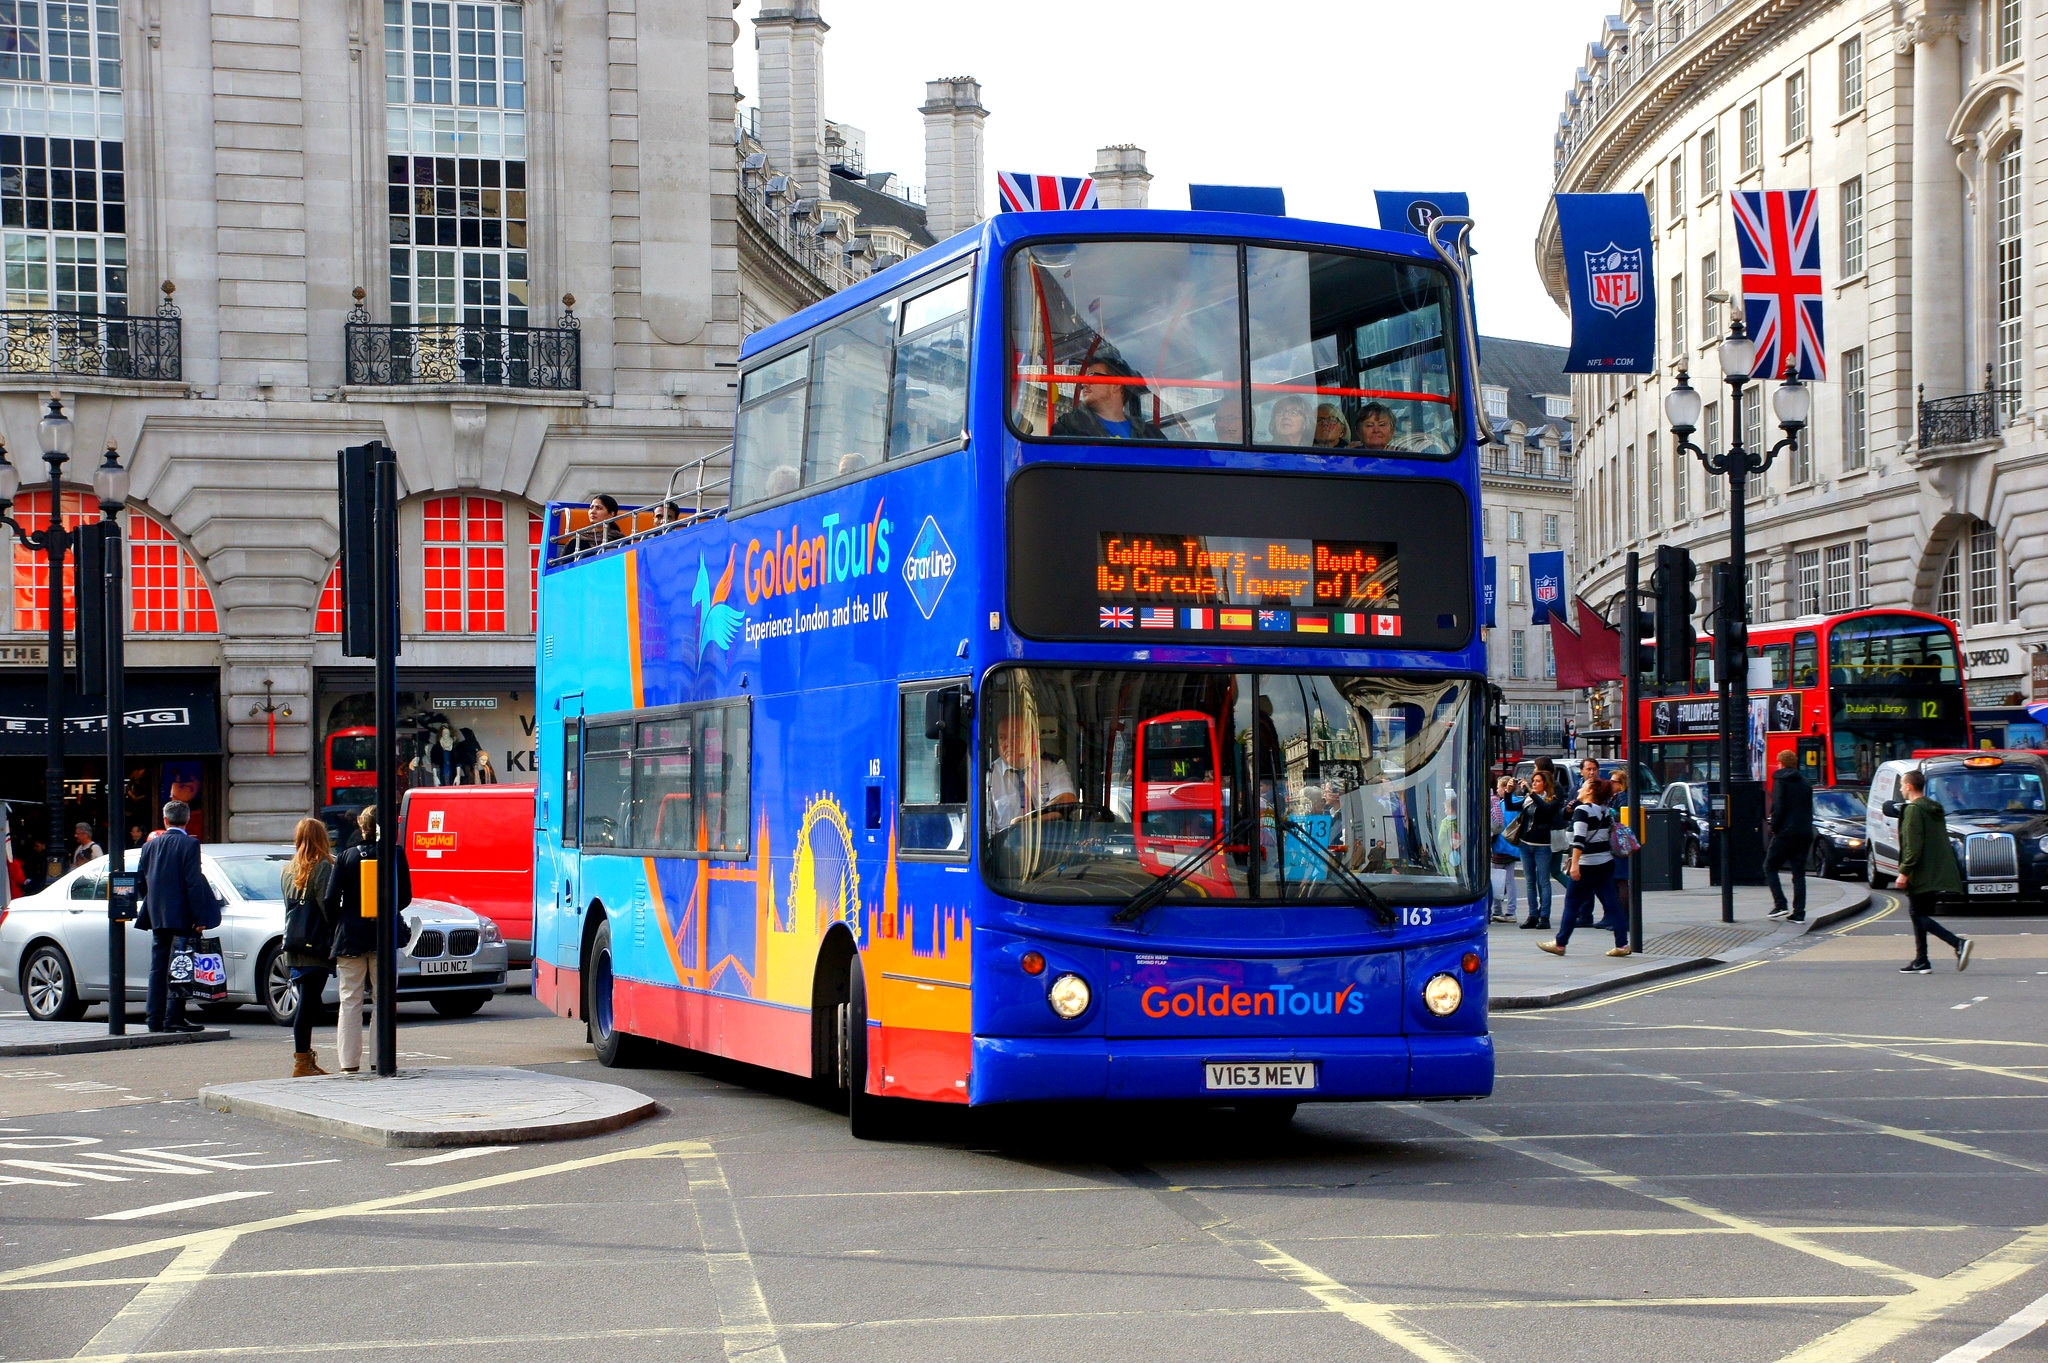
[
  {"left": 616, "top": 977, "right": 813, "bottom": 1075},
  {"left": 1013, "top": 371, "right": 1455, "bottom": 405},
  {"left": 872, "top": 1022, "right": 974, "bottom": 1104}
]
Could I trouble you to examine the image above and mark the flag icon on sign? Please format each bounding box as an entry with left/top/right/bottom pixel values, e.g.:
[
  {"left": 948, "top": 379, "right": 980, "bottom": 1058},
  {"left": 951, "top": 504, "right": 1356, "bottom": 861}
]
[
  {"left": 1257, "top": 610, "right": 1290, "bottom": 631},
  {"left": 1138, "top": 607, "right": 1175, "bottom": 629},
  {"left": 1099, "top": 606, "right": 1134, "bottom": 629},
  {"left": 1333, "top": 613, "right": 1367, "bottom": 634},
  {"left": 1371, "top": 614, "right": 1402, "bottom": 637},
  {"left": 1297, "top": 615, "right": 1330, "bottom": 633},
  {"left": 1220, "top": 610, "right": 1255, "bottom": 630},
  {"left": 1184, "top": 607, "right": 1215, "bottom": 629}
]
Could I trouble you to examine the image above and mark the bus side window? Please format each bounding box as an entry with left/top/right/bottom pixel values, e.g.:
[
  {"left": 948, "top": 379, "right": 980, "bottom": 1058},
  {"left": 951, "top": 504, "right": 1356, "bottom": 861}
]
[
  {"left": 891, "top": 274, "right": 972, "bottom": 459},
  {"left": 901, "top": 682, "right": 970, "bottom": 857},
  {"left": 581, "top": 723, "right": 632, "bottom": 848},
  {"left": 562, "top": 721, "right": 581, "bottom": 847},
  {"left": 1792, "top": 631, "right": 1818, "bottom": 688}
]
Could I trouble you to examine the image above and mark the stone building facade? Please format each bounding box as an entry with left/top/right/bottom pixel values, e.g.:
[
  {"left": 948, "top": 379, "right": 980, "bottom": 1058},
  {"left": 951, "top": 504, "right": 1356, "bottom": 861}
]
[{"left": 1538, "top": 0, "right": 2048, "bottom": 747}]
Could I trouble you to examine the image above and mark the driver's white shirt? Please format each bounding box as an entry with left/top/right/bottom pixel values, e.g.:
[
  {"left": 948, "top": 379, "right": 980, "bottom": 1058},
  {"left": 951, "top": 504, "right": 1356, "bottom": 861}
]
[{"left": 988, "top": 755, "right": 1077, "bottom": 827}]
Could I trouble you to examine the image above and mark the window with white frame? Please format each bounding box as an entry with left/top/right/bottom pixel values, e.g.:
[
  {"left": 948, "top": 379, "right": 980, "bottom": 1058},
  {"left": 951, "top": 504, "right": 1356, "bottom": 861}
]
[
  {"left": 1740, "top": 102, "right": 1759, "bottom": 173},
  {"left": 1936, "top": 543, "right": 1961, "bottom": 623},
  {"left": 1701, "top": 251, "right": 1719, "bottom": 341},
  {"left": 1670, "top": 272, "right": 1685, "bottom": 356},
  {"left": 1742, "top": 386, "right": 1764, "bottom": 499},
  {"left": 1823, "top": 543, "right": 1851, "bottom": 613},
  {"left": 1842, "top": 346, "right": 1867, "bottom": 469},
  {"left": 1994, "top": 141, "right": 2023, "bottom": 416},
  {"left": 1648, "top": 431, "right": 1661, "bottom": 529},
  {"left": 1790, "top": 416, "right": 1812, "bottom": 485},
  {"left": 1785, "top": 69, "right": 1806, "bottom": 145},
  {"left": 1700, "top": 127, "right": 1718, "bottom": 197},
  {"left": 1510, "top": 563, "right": 1526, "bottom": 604},
  {"left": 1542, "top": 512, "right": 1559, "bottom": 544},
  {"left": 385, "top": 1, "right": 530, "bottom": 330},
  {"left": 1748, "top": 557, "right": 1772, "bottom": 624},
  {"left": 1625, "top": 443, "right": 1638, "bottom": 540},
  {"left": 1672, "top": 441, "right": 1689, "bottom": 520},
  {"left": 1510, "top": 628, "right": 1526, "bottom": 679},
  {"left": 1796, "top": 549, "right": 1820, "bottom": 616},
  {"left": 1481, "top": 506, "right": 1491, "bottom": 541},
  {"left": 1507, "top": 510, "right": 1524, "bottom": 542},
  {"left": 1543, "top": 630, "right": 1555, "bottom": 679},
  {"left": 1703, "top": 403, "right": 1723, "bottom": 508},
  {"left": 1998, "top": 0, "right": 2021, "bottom": 66},
  {"left": 1543, "top": 394, "right": 1572, "bottom": 419},
  {"left": 0, "top": 2, "right": 126, "bottom": 317},
  {"left": 1483, "top": 384, "right": 1508, "bottom": 421},
  {"left": 1668, "top": 153, "right": 1684, "bottom": 221},
  {"left": 1969, "top": 521, "right": 1999, "bottom": 626},
  {"left": 1839, "top": 33, "right": 1863, "bottom": 113},
  {"left": 1840, "top": 175, "right": 1864, "bottom": 277},
  {"left": 1855, "top": 538, "right": 1869, "bottom": 607}
]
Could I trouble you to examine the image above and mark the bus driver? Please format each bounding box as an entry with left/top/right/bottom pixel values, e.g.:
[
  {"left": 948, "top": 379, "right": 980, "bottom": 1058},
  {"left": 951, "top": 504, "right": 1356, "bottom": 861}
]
[{"left": 988, "top": 712, "right": 1079, "bottom": 827}]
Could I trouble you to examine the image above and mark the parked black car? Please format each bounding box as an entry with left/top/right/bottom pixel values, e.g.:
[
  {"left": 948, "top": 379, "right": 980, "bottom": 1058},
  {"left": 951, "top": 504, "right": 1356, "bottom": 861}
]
[
  {"left": 1658, "top": 781, "right": 1714, "bottom": 867},
  {"left": 1807, "top": 787, "right": 1869, "bottom": 880}
]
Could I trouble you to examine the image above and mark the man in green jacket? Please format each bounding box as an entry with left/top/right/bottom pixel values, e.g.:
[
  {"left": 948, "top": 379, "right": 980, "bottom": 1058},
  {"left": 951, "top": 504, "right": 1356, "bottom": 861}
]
[{"left": 1891, "top": 768, "right": 1974, "bottom": 974}]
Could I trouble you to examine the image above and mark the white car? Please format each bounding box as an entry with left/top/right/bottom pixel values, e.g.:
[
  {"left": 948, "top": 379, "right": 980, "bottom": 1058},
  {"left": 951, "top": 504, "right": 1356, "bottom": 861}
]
[{"left": 1, "top": 842, "right": 509, "bottom": 1025}]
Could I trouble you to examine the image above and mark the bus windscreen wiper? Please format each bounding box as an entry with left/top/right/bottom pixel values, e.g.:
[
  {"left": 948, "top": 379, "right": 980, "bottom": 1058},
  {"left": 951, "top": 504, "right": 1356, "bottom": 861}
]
[
  {"left": 1112, "top": 812, "right": 1255, "bottom": 925},
  {"left": 1277, "top": 821, "right": 1396, "bottom": 927}
]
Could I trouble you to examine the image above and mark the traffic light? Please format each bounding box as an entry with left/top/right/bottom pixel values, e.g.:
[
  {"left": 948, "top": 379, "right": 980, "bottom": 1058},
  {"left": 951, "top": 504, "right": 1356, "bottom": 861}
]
[
  {"left": 1711, "top": 560, "right": 1748, "bottom": 680},
  {"left": 337, "top": 442, "right": 378, "bottom": 659},
  {"left": 1631, "top": 602, "right": 1656, "bottom": 680},
  {"left": 1653, "top": 544, "right": 1698, "bottom": 686}
]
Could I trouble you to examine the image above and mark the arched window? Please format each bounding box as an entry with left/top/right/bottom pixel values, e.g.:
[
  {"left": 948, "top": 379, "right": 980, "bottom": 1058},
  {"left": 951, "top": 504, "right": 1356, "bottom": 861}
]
[
  {"left": 8, "top": 491, "right": 218, "bottom": 633},
  {"left": 423, "top": 495, "right": 505, "bottom": 631},
  {"left": 1934, "top": 519, "right": 2004, "bottom": 627}
]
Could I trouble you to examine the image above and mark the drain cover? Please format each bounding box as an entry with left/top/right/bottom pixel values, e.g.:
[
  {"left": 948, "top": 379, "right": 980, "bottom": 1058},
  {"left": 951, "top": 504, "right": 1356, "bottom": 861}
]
[{"left": 1641, "top": 924, "right": 1771, "bottom": 958}]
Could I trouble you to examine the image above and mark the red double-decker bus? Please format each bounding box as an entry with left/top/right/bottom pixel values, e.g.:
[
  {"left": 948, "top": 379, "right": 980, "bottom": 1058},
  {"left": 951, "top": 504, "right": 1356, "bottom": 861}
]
[{"left": 1639, "top": 609, "right": 1970, "bottom": 792}]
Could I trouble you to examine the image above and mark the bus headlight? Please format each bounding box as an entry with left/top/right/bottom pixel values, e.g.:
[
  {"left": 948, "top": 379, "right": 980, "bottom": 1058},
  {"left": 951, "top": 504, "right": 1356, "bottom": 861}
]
[
  {"left": 1423, "top": 972, "right": 1463, "bottom": 1016},
  {"left": 1047, "top": 973, "right": 1091, "bottom": 1019}
]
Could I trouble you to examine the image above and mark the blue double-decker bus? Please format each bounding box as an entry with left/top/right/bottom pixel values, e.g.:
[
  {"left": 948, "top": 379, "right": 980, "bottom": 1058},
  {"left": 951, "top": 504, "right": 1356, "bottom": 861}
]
[{"left": 534, "top": 207, "right": 1494, "bottom": 1134}]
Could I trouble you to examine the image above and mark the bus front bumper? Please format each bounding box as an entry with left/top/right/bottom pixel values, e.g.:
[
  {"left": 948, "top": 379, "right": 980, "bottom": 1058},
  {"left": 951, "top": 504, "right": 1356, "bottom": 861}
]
[{"left": 969, "top": 1032, "right": 1492, "bottom": 1105}]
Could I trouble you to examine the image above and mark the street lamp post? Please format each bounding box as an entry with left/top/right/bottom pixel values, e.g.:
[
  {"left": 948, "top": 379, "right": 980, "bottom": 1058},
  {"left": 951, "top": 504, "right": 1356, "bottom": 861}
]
[
  {"left": 0, "top": 392, "right": 78, "bottom": 888},
  {"left": 1664, "top": 319, "right": 1810, "bottom": 922},
  {"left": 93, "top": 443, "right": 129, "bottom": 1033}
]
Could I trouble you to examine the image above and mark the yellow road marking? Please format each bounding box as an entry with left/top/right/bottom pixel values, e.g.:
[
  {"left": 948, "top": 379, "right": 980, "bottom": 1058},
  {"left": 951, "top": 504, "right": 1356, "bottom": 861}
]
[
  {"left": 683, "top": 1143, "right": 789, "bottom": 1363},
  {"left": 0, "top": 1139, "right": 710, "bottom": 1287},
  {"left": 1775, "top": 1223, "right": 2048, "bottom": 1363},
  {"left": 1548, "top": 959, "right": 1771, "bottom": 1010},
  {"left": 74, "top": 1237, "right": 233, "bottom": 1361},
  {"left": 1831, "top": 898, "right": 1900, "bottom": 934}
]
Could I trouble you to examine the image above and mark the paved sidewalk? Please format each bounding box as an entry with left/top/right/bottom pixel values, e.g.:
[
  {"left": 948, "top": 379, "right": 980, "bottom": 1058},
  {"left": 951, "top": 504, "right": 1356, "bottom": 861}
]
[
  {"left": 1488, "top": 867, "right": 1872, "bottom": 1008},
  {"left": 0, "top": 1018, "right": 231, "bottom": 1056},
  {"left": 199, "top": 1064, "right": 658, "bottom": 1147}
]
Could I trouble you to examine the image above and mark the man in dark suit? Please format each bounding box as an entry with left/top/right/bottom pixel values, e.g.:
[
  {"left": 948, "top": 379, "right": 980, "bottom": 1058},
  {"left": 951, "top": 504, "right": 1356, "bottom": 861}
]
[
  {"left": 1766, "top": 750, "right": 1816, "bottom": 923},
  {"left": 139, "top": 799, "right": 220, "bottom": 1033}
]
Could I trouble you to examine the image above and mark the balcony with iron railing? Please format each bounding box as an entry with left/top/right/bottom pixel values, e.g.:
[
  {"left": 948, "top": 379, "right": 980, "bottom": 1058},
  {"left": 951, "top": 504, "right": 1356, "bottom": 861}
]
[
  {"left": 344, "top": 290, "right": 581, "bottom": 391},
  {"left": 1482, "top": 445, "right": 1574, "bottom": 483},
  {"left": 1918, "top": 368, "right": 2010, "bottom": 451},
  {"left": 0, "top": 284, "right": 182, "bottom": 382}
]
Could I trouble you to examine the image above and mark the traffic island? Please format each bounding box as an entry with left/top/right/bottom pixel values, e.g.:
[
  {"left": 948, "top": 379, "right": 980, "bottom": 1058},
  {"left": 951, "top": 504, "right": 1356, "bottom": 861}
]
[
  {"left": 198, "top": 1064, "right": 658, "bottom": 1148},
  {"left": 0, "top": 1019, "right": 231, "bottom": 1057}
]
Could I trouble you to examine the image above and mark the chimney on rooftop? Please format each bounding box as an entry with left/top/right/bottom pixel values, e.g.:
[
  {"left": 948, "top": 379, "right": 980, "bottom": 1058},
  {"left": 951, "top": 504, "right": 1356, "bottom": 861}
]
[
  {"left": 753, "top": 2, "right": 830, "bottom": 202},
  {"left": 1092, "top": 145, "right": 1151, "bottom": 210},
  {"left": 921, "top": 76, "right": 987, "bottom": 240}
]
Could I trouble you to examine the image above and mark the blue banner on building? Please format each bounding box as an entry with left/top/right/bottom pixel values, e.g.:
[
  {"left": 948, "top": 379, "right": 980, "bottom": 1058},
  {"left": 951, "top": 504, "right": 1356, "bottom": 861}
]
[
  {"left": 1189, "top": 184, "right": 1287, "bottom": 216},
  {"left": 1529, "top": 551, "right": 1566, "bottom": 624},
  {"left": 1375, "top": 191, "right": 1470, "bottom": 237},
  {"left": 1556, "top": 193, "right": 1656, "bottom": 373},
  {"left": 1483, "top": 556, "right": 1497, "bottom": 629}
]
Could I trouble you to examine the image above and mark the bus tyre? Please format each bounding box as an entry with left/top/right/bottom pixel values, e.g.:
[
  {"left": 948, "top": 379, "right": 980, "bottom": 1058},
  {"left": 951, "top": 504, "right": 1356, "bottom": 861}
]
[
  {"left": 846, "top": 957, "right": 905, "bottom": 1141},
  {"left": 430, "top": 991, "right": 491, "bottom": 1018},
  {"left": 587, "top": 920, "right": 653, "bottom": 1068}
]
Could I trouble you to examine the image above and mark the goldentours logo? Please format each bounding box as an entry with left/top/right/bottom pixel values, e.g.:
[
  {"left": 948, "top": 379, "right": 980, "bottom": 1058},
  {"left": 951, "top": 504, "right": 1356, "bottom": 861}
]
[{"left": 902, "top": 516, "right": 955, "bottom": 620}]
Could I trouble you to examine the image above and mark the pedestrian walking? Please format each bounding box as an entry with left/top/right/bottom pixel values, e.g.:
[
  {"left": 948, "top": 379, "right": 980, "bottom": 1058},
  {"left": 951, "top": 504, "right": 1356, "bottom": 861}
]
[
  {"left": 324, "top": 807, "right": 411, "bottom": 1072},
  {"left": 1540, "top": 775, "right": 1630, "bottom": 957},
  {"left": 281, "top": 817, "right": 337, "bottom": 1077},
  {"left": 1598, "top": 769, "right": 1631, "bottom": 928},
  {"left": 1766, "top": 749, "right": 1815, "bottom": 922},
  {"left": 137, "top": 800, "right": 220, "bottom": 1033},
  {"left": 1516, "top": 768, "right": 1565, "bottom": 929},
  {"left": 70, "top": 821, "right": 103, "bottom": 869},
  {"left": 1489, "top": 776, "right": 1523, "bottom": 923},
  {"left": 1892, "top": 768, "right": 1974, "bottom": 975}
]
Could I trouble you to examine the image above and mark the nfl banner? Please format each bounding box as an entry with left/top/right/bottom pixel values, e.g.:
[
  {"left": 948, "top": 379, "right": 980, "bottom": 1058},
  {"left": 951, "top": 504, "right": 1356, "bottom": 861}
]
[
  {"left": 1374, "top": 191, "right": 1470, "bottom": 237},
  {"left": 1731, "top": 189, "right": 1826, "bottom": 380},
  {"left": 1529, "top": 551, "right": 1566, "bottom": 625},
  {"left": 1483, "top": 556, "right": 1497, "bottom": 629},
  {"left": 1555, "top": 193, "right": 1656, "bottom": 373},
  {"left": 997, "top": 172, "right": 1100, "bottom": 213}
]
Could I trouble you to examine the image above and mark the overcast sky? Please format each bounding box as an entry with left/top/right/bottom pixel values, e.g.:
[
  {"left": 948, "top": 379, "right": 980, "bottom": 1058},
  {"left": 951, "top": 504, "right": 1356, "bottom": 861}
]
[{"left": 735, "top": 0, "right": 1597, "bottom": 346}]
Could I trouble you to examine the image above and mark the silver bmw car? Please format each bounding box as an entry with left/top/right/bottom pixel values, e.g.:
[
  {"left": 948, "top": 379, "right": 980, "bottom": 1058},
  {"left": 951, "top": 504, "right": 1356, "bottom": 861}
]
[{"left": 1, "top": 843, "right": 509, "bottom": 1025}]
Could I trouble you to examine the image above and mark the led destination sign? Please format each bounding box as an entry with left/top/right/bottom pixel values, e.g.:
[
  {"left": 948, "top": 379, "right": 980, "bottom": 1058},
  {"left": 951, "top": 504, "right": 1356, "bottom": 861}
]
[{"left": 1096, "top": 535, "right": 1399, "bottom": 612}]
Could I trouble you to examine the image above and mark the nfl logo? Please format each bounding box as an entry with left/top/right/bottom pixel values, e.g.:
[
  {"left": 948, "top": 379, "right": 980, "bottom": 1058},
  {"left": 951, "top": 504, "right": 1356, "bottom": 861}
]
[
  {"left": 1536, "top": 582, "right": 1560, "bottom": 605},
  {"left": 1585, "top": 244, "right": 1643, "bottom": 318}
]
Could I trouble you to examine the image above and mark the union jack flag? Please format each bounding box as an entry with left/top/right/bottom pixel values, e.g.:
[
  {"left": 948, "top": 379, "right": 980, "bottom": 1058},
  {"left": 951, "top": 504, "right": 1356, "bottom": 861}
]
[
  {"left": 1099, "top": 606, "right": 1134, "bottom": 629},
  {"left": 1731, "top": 190, "right": 1826, "bottom": 381},
  {"left": 997, "top": 172, "right": 1100, "bottom": 213}
]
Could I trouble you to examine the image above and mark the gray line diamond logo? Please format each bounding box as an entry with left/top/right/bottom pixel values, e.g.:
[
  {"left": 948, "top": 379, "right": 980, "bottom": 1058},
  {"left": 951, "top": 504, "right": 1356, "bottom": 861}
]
[{"left": 902, "top": 515, "right": 956, "bottom": 620}]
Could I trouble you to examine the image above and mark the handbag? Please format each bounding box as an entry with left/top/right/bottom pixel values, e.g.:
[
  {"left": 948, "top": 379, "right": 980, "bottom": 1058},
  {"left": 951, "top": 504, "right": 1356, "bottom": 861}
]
[
  {"left": 1613, "top": 816, "right": 1641, "bottom": 858},
  {"left": 171, "top": 936, "right": 230, "bottom": 1003},
  {"left": 283, "top": 893, "right": 326, "bottom": 956},
  {"left": 1550, "top": 828, "right": 1572, "bottom": 852}
]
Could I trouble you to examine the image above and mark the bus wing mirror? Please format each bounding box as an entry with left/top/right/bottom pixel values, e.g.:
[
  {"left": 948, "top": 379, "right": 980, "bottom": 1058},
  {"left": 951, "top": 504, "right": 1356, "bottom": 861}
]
[{"left": 925, "top": 688, "right": 970, "bottom": 743}]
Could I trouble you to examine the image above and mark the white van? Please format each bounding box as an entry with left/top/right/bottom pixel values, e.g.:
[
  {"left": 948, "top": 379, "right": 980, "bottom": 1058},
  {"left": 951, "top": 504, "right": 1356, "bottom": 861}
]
[{"left": 1864, "top": 761, "right": 1910, "bottom": 887}]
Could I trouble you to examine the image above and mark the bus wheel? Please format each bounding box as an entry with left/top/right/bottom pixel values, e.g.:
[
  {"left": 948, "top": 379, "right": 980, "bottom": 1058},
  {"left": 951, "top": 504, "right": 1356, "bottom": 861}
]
[
  {"left": 587, "top": 920, "right": 652, "bottom": 1068},
  {"left": 846, "top": 957, "right": 905, "bottom": 1141}
]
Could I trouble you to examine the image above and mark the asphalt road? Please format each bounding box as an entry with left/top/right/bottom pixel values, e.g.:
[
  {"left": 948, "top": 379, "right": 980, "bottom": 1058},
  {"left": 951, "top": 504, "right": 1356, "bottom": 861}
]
[{"left": 4, "top": 892, "right": 2046, "bottom": 1363}]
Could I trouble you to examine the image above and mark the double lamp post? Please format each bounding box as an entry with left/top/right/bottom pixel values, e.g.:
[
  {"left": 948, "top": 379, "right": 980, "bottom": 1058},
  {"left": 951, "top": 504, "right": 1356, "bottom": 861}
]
[
  {"left": 1662, "top": 315, "right": 1810, "bottom": 920},
  {"left": 0, "top": 392, "right": 134, "bottom": 1029}
]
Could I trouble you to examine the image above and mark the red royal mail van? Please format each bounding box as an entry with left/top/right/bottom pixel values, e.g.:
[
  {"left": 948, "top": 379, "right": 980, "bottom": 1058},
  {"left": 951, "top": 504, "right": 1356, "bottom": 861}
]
[{"left": 400, "top": 785, "right": 536, "bottom": 965}]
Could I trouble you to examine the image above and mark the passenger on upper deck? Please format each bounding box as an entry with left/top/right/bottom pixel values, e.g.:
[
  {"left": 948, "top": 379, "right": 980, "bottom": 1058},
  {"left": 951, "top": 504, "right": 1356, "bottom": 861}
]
[
  {"left": 1351, "top": 402, "right": 1439, "bottom": 454},
  {"left": 1211, "top": 401, "right": 1245, "bottom": 444},
  {"left": 587, "top": 494, "right": 623, "bottom": 547},
  {"left": 1265, "top": 394, "right": 1313, "bottom": 446},
  {"left": 1053, "top": 356, "right": 1164, "bottom": 441},
  {"left": 1314, "top": 404, "right": 1349, "bottom": 448}
]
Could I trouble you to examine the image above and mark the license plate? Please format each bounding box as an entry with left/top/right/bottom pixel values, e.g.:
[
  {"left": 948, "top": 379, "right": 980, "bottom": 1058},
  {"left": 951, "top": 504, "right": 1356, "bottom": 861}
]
[
  {"left": 1973, "top": 881, "right": 2018, "bottom": 895},
  {"left": 1205, "top": 1062, "right": 1316, "bottom": 1091},
  {"left": 419, "top": 958, "right": 472, "bottom": 974}
]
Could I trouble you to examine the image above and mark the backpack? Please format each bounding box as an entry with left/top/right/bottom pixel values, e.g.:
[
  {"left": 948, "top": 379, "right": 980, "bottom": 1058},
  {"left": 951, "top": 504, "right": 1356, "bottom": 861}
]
[{"left": 1612, "top": 814, "right": 1641, "bottom": 858}]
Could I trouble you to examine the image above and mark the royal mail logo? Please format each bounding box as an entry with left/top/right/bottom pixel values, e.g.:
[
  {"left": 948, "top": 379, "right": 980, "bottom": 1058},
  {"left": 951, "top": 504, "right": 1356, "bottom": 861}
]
[
  {"left": 1585, "top": 244, "right": 1643, "bottom": 318},
  {"left": 427, "top": 810, "right": 446, "bottom": 834},
  {"left": 410, "top": 831, "right": 457, "bottom": 853}
]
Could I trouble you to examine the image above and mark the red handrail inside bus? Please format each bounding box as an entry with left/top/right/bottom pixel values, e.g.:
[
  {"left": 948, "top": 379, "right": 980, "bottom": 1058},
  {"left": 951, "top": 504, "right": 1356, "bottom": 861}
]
[{"left": 1013, "top": 370, "right": 1457, "bottom": 405}]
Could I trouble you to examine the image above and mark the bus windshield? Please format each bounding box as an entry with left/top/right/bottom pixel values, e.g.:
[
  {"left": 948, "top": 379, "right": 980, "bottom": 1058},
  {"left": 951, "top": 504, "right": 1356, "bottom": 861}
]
[
  {"left": 1828, "top": 614, "right": 1960, "bottom": 684},
  {"left": 982, "top": 668, "right": 1479, "bottom": 905},
  {"left": 1008, "top": 239, "right": 1460, "bottom": 455}
]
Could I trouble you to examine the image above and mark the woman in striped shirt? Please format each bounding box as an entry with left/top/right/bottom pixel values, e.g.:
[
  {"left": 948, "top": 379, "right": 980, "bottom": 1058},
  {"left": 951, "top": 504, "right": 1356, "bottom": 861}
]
[{"left": 1538, "top": 776, "right": 1631, "bottom": 957}]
